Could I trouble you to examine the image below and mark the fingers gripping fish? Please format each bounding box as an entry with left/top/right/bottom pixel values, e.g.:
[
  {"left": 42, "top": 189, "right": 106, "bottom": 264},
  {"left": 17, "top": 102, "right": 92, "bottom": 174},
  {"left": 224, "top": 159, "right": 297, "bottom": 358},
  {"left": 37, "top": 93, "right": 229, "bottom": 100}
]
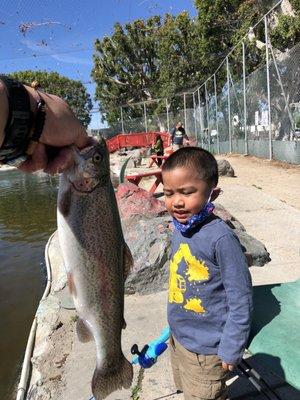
[{"left": 57, "top": 139, "right": 133, "bottom": 399}]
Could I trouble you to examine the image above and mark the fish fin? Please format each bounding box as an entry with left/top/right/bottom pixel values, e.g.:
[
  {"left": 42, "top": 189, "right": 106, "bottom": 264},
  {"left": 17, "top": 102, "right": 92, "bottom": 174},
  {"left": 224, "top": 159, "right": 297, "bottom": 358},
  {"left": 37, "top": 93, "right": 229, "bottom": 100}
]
[
  {"left": 76, "top": 318, "right": 93, "bottom": 343},
  {"left": 92, "top": 354, "right": 133, "bottom": 399},
  {"left": 122, "top": 243, "right": 132, "bottom": 331},
  {"left": 123, "top": 242, "right": 133, "bottom": 281}
]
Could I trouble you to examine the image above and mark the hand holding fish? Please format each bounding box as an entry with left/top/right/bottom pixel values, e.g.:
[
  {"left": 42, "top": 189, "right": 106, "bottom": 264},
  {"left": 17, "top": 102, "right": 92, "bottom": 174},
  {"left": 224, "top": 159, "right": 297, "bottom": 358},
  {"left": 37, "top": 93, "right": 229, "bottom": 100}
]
[{"left": 0, "top": 80, "right": 93, "bottom": 174}]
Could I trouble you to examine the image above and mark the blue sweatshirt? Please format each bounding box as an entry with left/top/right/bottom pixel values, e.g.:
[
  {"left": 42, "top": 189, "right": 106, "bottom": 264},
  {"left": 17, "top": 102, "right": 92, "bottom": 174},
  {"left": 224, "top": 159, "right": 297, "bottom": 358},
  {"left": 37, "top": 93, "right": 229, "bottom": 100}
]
[{"left": 167, "top": 216, "right": 253, "bottom": 365}]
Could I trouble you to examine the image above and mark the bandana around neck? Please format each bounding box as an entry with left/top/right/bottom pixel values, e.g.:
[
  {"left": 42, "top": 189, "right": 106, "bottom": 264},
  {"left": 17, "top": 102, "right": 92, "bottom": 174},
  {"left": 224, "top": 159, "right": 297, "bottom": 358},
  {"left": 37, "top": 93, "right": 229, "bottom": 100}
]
[{"left": 173, "top": 202, "right": 215, "bottom": 234}]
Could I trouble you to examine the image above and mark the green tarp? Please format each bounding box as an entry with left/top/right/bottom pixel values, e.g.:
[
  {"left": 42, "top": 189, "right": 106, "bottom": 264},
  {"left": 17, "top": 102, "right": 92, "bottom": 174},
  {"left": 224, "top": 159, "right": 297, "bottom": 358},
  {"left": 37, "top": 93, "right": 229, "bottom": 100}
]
[{"left": 248, "top": 279, "right": 300, "bottom": 390}]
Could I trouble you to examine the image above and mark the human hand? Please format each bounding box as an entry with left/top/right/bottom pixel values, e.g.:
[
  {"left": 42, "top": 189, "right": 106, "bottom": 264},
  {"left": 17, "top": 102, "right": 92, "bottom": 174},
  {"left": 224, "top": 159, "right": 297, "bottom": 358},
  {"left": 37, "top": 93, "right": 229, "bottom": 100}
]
[
  {"left": 0, "top": 81, "right": 92, "bottom": 174},
  {"left": 222, "top": 362, "right": 235, "bottom": 371},
  {"left": 18, "top": 86, "right": 95, "bottom": 174}
]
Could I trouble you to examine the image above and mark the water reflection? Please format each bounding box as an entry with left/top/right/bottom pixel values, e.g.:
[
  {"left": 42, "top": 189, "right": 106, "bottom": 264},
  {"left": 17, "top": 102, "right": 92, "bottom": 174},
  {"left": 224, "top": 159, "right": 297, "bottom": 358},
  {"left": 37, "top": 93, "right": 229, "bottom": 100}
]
[{"left": 0, "top": 169, "right": 58, "bottom": 399}]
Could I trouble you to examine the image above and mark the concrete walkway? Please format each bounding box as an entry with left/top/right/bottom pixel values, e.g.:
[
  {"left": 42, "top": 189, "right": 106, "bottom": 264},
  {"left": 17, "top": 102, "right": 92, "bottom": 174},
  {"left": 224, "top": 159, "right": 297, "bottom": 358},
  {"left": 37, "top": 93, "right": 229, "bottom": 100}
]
[{"left": 217, "top": 183, "right": 300, "bottom": 285}]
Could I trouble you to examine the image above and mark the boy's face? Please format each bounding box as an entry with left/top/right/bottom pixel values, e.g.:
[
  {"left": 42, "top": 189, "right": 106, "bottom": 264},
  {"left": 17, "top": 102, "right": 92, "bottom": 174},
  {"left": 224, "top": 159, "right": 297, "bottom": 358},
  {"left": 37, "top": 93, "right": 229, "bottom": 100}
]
[{"left": 162, "top": 166, "right": 211, "bottom": 224}]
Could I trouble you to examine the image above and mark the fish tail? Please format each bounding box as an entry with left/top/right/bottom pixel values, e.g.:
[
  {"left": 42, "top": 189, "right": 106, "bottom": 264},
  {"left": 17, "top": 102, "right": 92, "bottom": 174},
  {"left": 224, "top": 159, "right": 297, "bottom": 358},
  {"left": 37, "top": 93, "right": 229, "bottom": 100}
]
[{"left": 92, "top": 354, "right": 133, "bottom": 399}]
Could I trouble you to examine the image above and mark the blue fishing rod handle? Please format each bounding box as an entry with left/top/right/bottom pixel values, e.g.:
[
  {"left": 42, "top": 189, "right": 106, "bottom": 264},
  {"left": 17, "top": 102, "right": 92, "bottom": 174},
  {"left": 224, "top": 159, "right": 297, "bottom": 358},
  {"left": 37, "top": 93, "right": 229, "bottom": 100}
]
[{"left": 154, "top": 342, "right": 168, "bottom": 356}]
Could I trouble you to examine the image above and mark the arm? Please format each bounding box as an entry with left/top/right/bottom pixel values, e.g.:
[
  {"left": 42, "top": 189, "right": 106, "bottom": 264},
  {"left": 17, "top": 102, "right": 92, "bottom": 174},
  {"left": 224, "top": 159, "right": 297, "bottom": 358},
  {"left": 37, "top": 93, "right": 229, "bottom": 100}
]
[
  {"left": 182, "top": 127, "right": 189, "bottom": 142},
  {"left": 0, "top": 81, "right": 92, "bottom": 174},
  {"left": 215, "top": 233, "right": 253, "bottom": 366},
  {"left": 170, "top": 127, "right": 176, "bottom": 144}
]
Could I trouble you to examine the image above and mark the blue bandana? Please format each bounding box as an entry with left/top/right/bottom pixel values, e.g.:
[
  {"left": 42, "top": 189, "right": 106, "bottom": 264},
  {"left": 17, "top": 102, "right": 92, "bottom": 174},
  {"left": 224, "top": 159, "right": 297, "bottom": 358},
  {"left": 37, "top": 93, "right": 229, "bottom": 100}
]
[{"left": 173, "top": 202, "right": 215, "bottom": 234}]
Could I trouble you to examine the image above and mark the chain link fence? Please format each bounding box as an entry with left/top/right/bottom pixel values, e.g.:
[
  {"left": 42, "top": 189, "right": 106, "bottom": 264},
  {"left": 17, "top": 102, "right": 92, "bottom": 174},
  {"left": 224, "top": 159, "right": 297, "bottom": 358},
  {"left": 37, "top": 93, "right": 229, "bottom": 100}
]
[{"left": 94, "top": 2, "right": 300, "bottom": 164}]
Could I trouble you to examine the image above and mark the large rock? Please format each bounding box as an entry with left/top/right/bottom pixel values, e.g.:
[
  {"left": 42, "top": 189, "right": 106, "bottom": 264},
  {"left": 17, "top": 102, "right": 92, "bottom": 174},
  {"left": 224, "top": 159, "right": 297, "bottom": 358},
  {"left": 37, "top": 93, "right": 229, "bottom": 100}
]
[
  {"left": 214, "top": 203, "right": 271, "bottom": 267},
  {"left": 218, "top": 159, "right": 235, "bottom": 177},
  {"left": 116, "top": 183, "right": 166, "bottom": 219},
  {"left": 123, "top": 214, "right": 172, "bottom": 295},
  {"left": 120, "top": 188, "right": 270, "bottom": 295}
]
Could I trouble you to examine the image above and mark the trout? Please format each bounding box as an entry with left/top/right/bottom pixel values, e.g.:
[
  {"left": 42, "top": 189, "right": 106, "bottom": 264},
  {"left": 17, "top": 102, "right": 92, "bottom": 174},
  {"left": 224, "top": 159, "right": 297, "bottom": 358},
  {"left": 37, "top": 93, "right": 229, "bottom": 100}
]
[{"left": 57, "top": 139, "right": 133, "bottom": 399}]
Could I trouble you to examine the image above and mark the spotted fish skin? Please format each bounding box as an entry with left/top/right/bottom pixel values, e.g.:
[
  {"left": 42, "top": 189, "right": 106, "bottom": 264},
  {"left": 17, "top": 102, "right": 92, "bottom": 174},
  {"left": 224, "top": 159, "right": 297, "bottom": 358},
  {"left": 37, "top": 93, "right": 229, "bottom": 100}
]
[{"left": 57, "top": 139, "right": 133, "bottom": 400}]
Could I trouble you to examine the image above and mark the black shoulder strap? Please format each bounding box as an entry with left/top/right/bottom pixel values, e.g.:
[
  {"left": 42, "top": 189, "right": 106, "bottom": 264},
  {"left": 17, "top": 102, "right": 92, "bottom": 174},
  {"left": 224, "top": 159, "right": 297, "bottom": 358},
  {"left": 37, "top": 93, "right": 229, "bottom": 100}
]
[{"left": 0, "top": 75, "right": 32, "bottom": 162}]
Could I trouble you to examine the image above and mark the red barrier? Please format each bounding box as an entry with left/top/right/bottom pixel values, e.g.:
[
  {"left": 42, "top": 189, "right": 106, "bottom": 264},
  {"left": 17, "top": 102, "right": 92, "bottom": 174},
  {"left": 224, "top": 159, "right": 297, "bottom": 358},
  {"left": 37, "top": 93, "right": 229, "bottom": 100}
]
[{"left": 106, "top": 131, "right": 171, "bottom": 153}]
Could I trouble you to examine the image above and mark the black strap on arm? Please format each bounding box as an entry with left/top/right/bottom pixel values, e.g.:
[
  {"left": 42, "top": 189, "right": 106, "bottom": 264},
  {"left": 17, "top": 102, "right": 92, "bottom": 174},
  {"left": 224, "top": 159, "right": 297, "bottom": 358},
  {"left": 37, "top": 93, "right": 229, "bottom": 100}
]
[{"left": 0, "top": 75, "right": 33, "bottom": 164}]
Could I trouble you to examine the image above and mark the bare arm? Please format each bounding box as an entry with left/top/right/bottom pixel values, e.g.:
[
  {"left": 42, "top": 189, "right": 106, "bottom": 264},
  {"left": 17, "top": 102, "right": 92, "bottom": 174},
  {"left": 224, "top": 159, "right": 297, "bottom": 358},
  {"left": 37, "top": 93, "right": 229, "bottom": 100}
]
[
  {"left": 182, "top": 128, "right": 189, "bottom": 141},
  {"left": 0, "top": 81, "right": 92, "bottom": 174}
]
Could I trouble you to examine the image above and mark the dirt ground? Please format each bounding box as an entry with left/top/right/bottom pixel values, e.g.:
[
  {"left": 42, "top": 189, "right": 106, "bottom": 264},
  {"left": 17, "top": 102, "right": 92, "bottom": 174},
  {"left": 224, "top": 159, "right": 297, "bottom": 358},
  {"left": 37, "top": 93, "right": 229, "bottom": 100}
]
[
  {"left": 215, "top": 154, "right": 300, "bottom": 210},
  {"left": 112, "top": 151, "right": 300, "bottom": 210}
]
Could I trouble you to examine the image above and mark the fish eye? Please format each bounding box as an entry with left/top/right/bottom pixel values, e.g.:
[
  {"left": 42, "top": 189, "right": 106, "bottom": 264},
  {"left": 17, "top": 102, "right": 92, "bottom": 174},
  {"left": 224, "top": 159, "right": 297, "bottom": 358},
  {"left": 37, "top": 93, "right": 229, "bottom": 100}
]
[{"left": 93, "top": 153, "right": 102, "bottom": 163}]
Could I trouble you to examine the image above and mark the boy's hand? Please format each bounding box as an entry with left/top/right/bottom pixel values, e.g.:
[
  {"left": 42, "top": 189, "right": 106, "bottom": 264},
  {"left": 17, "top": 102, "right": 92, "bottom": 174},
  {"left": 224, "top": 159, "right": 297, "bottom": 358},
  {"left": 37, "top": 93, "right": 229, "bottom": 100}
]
[{"left": 222, "top": 362, "right": 235, "bottom": 371}]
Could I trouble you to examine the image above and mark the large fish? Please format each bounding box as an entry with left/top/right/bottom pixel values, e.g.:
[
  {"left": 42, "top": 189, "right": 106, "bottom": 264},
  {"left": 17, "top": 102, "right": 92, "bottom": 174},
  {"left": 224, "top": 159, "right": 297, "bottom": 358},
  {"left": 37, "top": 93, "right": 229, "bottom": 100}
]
[{"left": 57, "top": 139, "right": 133, "bottom": 399}]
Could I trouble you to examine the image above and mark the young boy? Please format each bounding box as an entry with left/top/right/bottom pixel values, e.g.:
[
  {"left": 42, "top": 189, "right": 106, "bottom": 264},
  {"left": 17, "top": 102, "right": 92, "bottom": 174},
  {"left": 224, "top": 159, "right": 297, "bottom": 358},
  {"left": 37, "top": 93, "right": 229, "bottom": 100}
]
[{"left": 162, "top": 147, "right": 253, "bottom": 400}]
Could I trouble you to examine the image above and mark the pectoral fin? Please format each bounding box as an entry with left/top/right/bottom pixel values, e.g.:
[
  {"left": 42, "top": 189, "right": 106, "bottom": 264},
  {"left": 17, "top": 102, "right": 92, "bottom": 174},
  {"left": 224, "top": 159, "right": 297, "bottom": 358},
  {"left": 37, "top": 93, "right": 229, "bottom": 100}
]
[
  {"left": 123, "top": 242, "right": 133, "bottom": 281},
  {"left": 122, "top": 243, "right": 133, "bottom": 330}
]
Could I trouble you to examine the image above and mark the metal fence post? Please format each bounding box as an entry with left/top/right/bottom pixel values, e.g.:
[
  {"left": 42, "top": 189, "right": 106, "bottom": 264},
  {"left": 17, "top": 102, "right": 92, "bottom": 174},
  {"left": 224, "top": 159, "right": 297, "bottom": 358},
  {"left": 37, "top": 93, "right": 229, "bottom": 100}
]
[
  {"left": 120, "top": 106, "right": 125, "bottom": 133},
  {"left": 197, "top": 88, "right": 203, "bottom": 147},
  {"left": 143, "top": 102, "right": 148, "bottom": 132},
  {"left": 226, "top": 57, "right": 232, "bottom": 153},
  {"left": 166, "top": 98, "right": 170, "bottom": 132},
  {"left": 205, "top": 81, "right": 210, "bottom": 151},
  {"left": 242, "top": 42, "right": 248, "bottom": 155},
  {"left": 214, "top": 74, "right": 220, "bottom": 154},
  {"left": 265, "top": 16, "right": 272, "bottom": 160},
  {"left": 183, "top": 93, "right": 187, "bottom": 132},
  {"left": 193, "top": 92, "right": 197, "bottom": 140}
]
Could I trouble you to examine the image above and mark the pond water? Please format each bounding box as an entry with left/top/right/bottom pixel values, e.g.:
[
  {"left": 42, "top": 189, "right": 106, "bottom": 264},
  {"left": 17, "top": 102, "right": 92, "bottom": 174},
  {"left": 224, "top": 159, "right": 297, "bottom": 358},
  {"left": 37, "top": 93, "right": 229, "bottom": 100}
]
[{"left": 0, "top": 169, "right": 58, "bottom": 399}]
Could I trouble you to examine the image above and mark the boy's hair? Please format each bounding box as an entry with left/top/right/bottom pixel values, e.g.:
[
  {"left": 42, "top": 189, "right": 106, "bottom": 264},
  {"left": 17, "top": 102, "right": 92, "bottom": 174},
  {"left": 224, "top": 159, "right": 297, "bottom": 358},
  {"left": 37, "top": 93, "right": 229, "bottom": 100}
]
[{"left": 162, "top": 147, "right": 218, "bottom": 187}]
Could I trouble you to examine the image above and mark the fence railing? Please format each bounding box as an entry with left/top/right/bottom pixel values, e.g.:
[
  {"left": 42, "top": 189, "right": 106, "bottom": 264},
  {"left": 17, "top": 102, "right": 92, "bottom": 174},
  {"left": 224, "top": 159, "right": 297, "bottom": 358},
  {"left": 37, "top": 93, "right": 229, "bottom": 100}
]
[{"left": 93, "top": 1, "right": 300, "bottom": 164}]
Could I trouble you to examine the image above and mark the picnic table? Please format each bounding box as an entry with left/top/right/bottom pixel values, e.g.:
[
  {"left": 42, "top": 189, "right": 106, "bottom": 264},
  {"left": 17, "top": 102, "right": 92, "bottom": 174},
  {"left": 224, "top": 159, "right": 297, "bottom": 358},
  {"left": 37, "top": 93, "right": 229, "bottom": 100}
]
[
  {"left": 125, "top": 170, "right": 162, "bottom": 193},
  {"left": 148, "top": 155, "right": 169, "bottom": 168}
]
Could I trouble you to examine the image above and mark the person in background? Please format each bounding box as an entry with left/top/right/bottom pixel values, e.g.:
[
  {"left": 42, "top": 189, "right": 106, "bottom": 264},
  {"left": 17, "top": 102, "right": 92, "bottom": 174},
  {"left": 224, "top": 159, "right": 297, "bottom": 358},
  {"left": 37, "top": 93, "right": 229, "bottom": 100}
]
[
  {"left": 151, "top": 134, "right": 164, "bottom": 166},
  {"left": 170, "top": 122, "right": 189, "bottom": 150}
]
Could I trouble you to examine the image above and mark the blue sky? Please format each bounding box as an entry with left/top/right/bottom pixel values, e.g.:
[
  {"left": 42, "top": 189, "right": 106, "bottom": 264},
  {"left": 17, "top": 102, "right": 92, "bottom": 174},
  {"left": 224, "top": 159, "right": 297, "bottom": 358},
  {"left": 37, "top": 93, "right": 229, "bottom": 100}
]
[{"left": 0, "top": 0, "right": 196, "bottom": 128}]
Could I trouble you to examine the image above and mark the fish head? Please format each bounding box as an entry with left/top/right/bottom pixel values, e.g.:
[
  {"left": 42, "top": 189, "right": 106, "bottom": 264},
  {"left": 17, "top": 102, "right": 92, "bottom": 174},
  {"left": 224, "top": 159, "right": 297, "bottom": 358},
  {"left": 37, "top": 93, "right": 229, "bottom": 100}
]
[{"left": 68, "top": 139, "right": 110, "bottom": 193}]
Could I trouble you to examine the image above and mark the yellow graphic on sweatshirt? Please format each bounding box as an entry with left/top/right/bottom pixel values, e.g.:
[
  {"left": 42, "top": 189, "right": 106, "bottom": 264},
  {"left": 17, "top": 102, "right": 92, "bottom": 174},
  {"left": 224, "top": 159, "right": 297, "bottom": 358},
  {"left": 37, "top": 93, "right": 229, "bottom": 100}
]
[
  {"left": 184, "top": 298, "right": 206, "bottom": 313},
  {"left": 169, "top": 243, "right": 209, "bottom": 313},
  {"left": 169, "top": 247, "right": 187, "bottom": 304}
]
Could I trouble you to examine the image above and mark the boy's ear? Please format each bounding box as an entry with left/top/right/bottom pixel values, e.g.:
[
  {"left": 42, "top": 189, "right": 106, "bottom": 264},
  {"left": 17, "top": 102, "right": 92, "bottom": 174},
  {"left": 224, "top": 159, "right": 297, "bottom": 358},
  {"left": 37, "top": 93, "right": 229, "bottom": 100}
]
[{"left": 211, "top": 187, "right": 222, "bottom": 202}]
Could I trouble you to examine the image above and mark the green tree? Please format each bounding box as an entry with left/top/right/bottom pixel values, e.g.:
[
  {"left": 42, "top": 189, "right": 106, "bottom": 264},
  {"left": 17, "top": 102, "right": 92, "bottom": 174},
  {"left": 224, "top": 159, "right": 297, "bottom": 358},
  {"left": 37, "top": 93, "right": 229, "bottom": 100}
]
[
  {"left": 9, "top": 71, "right": 92, "bottom": 127},
  {"left": 92, "top": 12, "right": 209, "bottom": 126},
  {"left": 157, "top": 12, "right": 205, "bottom": 110},
  {"left": 195, "top": 0, "right": 300, "bottom": 140},
  {"left": 92, "top": 16, "right": 162, "bottom": 127}
]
